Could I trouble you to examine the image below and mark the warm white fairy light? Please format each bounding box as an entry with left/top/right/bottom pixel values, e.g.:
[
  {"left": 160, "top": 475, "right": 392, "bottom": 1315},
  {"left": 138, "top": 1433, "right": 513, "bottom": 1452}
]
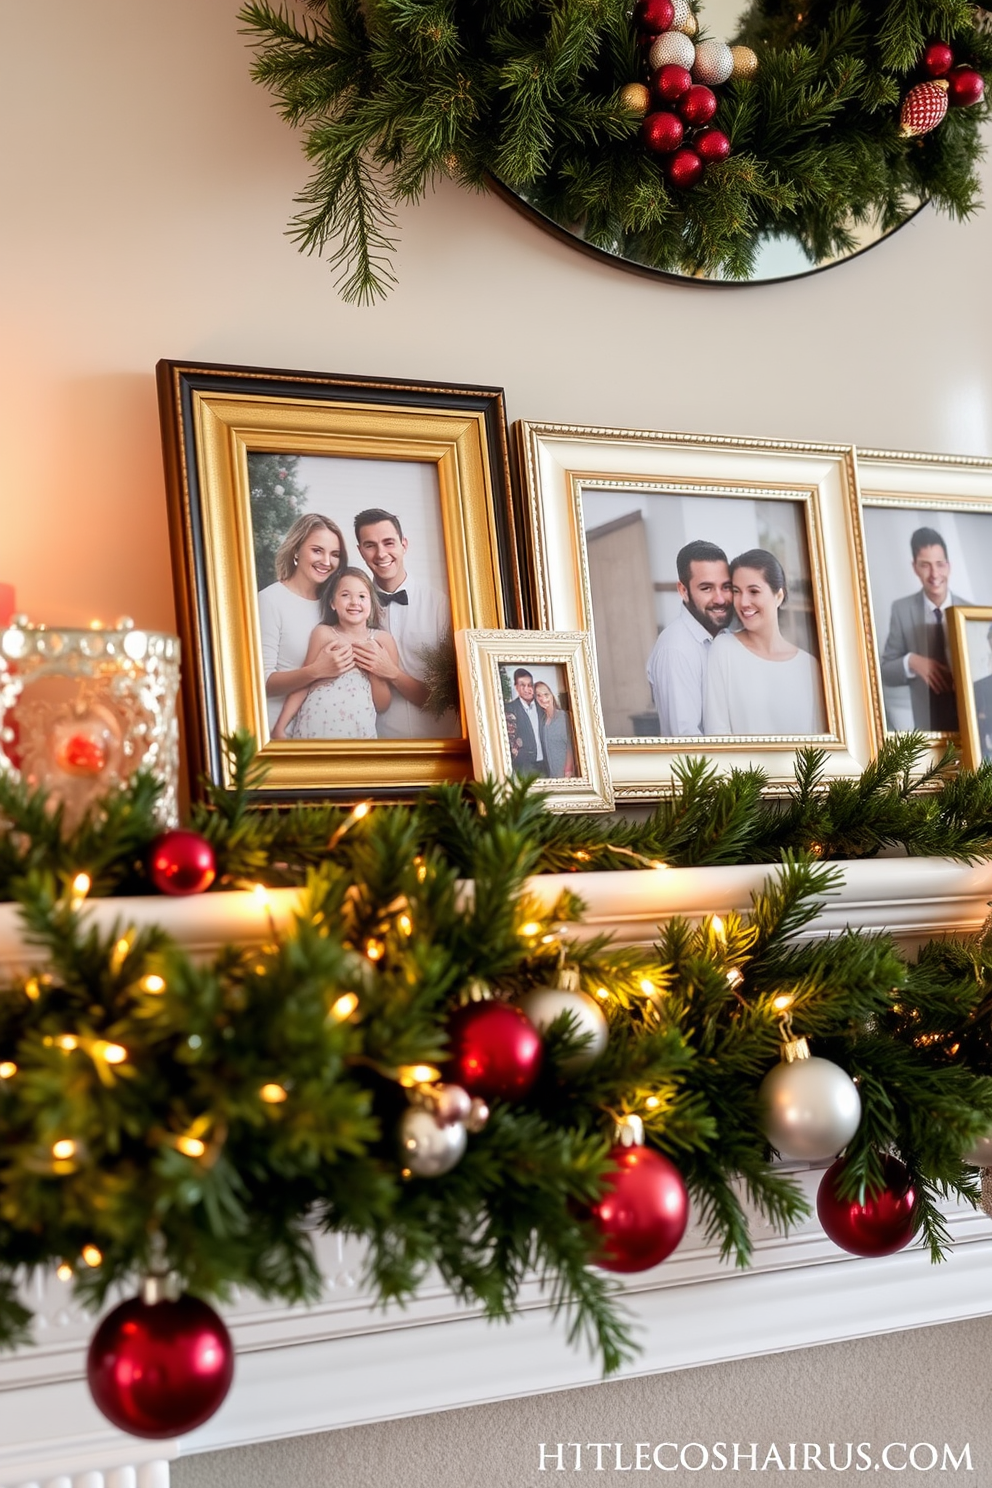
[
  {"left": 365, "top": 938, "right": 384, "bottom": 961},
  {"left": 260, "top": 1083, "right": 288, "bottom": 1104},
  {"left": 0, "top": 1062, "right": 16, "bottom": 1079},
  {"left": 81, "top": 1245, "right": 103, "bottom": 1268},
  {"left": 52, "top": 1139, "right": 77, "bottom": 1161},
  {"left": 397, "top": 913, "right": 413, "bottom": 937},
  {"left": 70, "top": 872, "right": 91, "bottom": 902},
  {"left": 56, "top": 1035, "right": 78, "bottom": 1052},
  {"left": 176, "top": 1135, "right": 206, "bottom": 1158},
  {"left": 773, "top": 994, "right": 794, "bottom": 1012},
  {"left": 330, "top": 992, "right": 359, "bottom": 1020},
  {"left": 56, "top": 1263, "right": 73, "bottom": 1282},
  {"left": 398, "top": 1064, "right": 441, "bottom": 1087},
  {"left": 710, "top": 915, "right": 725, "bottom": 939},
  {"left": 141, "top": 974, "right": 166, "bottom": 994},
  {"left": 520, "top": 921, "right": 541, "bottom": 938},
  {"left": 595, "top": 987, "right": 609, "bottom": 1001},
  {"left": 93, "top": 1041, "right": 127, "bottom": 1065}
]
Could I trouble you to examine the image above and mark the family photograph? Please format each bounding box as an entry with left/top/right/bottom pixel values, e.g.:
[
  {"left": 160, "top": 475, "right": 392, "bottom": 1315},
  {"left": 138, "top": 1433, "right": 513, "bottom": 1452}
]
[
  {"left": 581, "top": 488, "right": 826, "bottom": 740},
  {"left": 501, "top": 663, "right": 577, "bottom": 779},
  {"left": 250, "top": 453, "right": 460, "bottom": 743}
]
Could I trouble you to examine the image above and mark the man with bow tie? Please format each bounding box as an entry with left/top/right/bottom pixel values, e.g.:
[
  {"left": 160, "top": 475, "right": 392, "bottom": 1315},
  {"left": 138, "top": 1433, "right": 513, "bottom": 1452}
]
[{"left": 353, "top": 507, "right": 458, "bottom": 739}]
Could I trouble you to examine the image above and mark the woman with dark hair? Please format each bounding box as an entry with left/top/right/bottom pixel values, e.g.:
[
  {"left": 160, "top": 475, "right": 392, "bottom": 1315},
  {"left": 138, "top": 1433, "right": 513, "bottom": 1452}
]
[
  {"left": 257, "top": 513, "right": 349, "bottom": 732},
  {"left": 703, "top": 548, "right": 825, "bottom": 735},
  {"left": 271, "top": 567, "right": 399, "bottom": 740}
]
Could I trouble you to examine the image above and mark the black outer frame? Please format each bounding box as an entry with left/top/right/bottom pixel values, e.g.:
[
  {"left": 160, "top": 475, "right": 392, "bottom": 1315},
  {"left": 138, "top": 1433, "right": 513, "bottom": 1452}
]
[{"left": 156, "top": 358, "right": 526, "bottom": 802}]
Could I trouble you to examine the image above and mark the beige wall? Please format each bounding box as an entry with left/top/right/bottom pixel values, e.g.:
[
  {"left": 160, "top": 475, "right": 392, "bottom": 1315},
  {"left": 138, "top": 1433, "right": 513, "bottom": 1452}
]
[
  {"left": 4, "top": 4, "right": 992, "bottom": 1482},
  {"left": 174, "top": 1318, "right": 991, "bottom": 1487}
]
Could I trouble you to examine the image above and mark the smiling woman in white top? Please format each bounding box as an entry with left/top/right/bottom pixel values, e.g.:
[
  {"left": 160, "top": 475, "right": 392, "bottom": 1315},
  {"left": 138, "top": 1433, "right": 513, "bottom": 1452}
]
[
  {"left": 257, "top": 513, "right": 350, "bottom": 732},
  {"left": 703, "top": 548, "right": 826, "bottom": 737}
]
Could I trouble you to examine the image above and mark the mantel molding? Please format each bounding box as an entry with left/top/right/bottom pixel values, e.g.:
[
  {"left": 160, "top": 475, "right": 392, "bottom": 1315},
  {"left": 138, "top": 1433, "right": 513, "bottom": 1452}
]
[{"left": 2, "top": 856, "right": 992, "bottom": 1487}]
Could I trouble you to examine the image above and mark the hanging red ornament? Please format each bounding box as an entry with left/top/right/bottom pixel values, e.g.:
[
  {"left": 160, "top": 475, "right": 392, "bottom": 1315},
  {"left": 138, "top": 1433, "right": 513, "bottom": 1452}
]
[
  {"left": 87, "top": 1284, "right": 234, "bottom": 1439},
  {"left": 921, "top": 41, "right": 954, "bottom": 78},
  {"left": 634, "top": 0, "right": 675, "bottom": 34},
  {"left": 665, "top": 147, "right": 704, "bottom": 188},
  {"left": 587, "top": 1119, "right": 689, "bottom": 1273},
  {"left": 55, "top": 731, "right": 109, "bottom": 777},
  {"left": 148, "top": 829, "right": 217, "bottom": 896},
  {"left": 651, "top": 63, "right": 694, "bottom": 104},
  {"left": 947, "top": 66, "right": 985, "bottom": 107},
  {"left": 445, "top": 1000, "right": 543, "bottom": 1102},
  {"left": 695, "top": 127, "right": 732, "bottom": 162},
  {"left": 816, "top": 1154, "right": 917, "bottom": 1258},
  {"left": 642, "top": 110, "right": 685, "bottom": 155},
  {"left": 899, "top": 79, "right": 949, "bottom": 136},
  {"left": 678, "top": 84, "right": 718, "bottom": 126}
]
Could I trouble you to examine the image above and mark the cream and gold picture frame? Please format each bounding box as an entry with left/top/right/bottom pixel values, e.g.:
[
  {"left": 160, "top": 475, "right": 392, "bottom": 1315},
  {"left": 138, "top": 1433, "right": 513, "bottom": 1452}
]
[
  {"left": 947, "top": 606, "right": 992, "bottom": 771},
  {"left": 157, "top": 360, "right": 523, "bottom": 801},
  {"left": 515, "top": 423, "right": 883, "bottom": 797},
  {"left": 455, "top": 629, "right": 614, "bottom": 812},
  {"left": 857, "top": 448, "right": 992, "bottom": 746}
]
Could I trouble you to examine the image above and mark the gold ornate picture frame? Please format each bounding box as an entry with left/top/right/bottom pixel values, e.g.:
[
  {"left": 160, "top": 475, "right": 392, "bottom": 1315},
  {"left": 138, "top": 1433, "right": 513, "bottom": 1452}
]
[
  {"left": 515, "top": 423, "right": 883, "bottom": 797},
  {"left": 157, "top": 361, "right": 522, "bottom": 800},
  {"left": 455, "top": 630, "right": 614, "bottom": 813},
  {"left": 857, "top": 449, "right": 992, "bottom": 753},
  {"left": 946, "top": 606, "right": 992, "bottom": 771}
]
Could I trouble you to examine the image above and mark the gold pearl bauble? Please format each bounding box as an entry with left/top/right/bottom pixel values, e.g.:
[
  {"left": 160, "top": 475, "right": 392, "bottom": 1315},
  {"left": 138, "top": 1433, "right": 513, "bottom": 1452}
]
[
  {"left": 730, "top": 44, "right": 759, "bottom": 80},
  {"left": 620, "top": 82, "right": 651, "bottom": 116},
  {"left": 680, "top": 11, "right": 698, "bottom": 36}
]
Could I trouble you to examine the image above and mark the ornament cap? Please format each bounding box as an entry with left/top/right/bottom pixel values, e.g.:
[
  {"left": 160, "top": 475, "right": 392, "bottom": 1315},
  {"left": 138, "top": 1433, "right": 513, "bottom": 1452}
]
[
  {"left": 616, "top": 1114, "right": 645, "bottom": 1147},
  {"left": 558, "top": 965, "right": 581, "bottom": 993},
  {"left": 140, "top": 1272, "right": 181, "bottom": 1305},
  {"left": 781, "top": 1035, "right": 811, "bottom": 1063}
]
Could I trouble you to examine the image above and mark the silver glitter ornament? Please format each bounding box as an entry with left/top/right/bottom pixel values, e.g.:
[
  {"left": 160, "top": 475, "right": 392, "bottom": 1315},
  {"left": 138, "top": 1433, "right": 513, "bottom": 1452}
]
[
  {"left": 759, "top": 1039, "right": 861, "bottom": 1162},
  {"left": 648, "top": 31, "right": 696, "bottom": 72},
  {"left": 398, "top": 1106, "right": 467, "bottom": 1177},
  {"left": 692, "top": 38, "right": 734, "bottom": 85}
]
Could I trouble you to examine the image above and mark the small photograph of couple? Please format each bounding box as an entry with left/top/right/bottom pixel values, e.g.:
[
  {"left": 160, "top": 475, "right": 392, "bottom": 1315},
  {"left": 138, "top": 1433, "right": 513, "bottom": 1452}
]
[
  {"left": 862, "top": 505, "right": 992, "bottom": 735},
  {"left": 500, "top": 664, "right": 577, "bottom": 778},
  {"left": 250, "top": 452, "right": 460, "bottom": 744},
  {"left": 581, "top": 487, "right": 827, "bottom": 740}
]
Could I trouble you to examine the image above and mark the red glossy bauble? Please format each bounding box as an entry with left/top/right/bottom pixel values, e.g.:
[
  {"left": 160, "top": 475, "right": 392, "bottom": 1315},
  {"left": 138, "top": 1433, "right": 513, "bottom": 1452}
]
[
  {"left": 641, "top": 110, "right": 684, "bottom": 154},
  {"left": 652, "top": 63, "right": 693, "bottom": 104},
  {"left": 816, "top": 1154, "right": 917, "bottom": 1258},
  {"left": 678, "top": 84, "right": 718, "bottom": 126},
  {"left": 695, "top": 127, "right": 732, "bottom": 162},
  {"left": 445, "top": 1001, "right": 543, "bottom": 1102},
  {"left": 665, "top": 147, "right": 704, "bottom": 188},
  {"left": 87, "top": 1293, "right": 234, "bottom": 1439},
  {"left": 56, "top": 732, "right": 108, "bottom": 776},
  {"left": 148, "top": 830, "right": 217, "bottom": 896},
  {"left": 921, "top": 41, "right": 954, "bottom": 78},
  {"left": 589, "top": 1145, "right": 689, "bottom": 1273},
  {"left": 634, "top": 0, "right": 675, "bottom": 35},
  {"left": 947, "top": 66, "right": 985, "bottom": 107}
]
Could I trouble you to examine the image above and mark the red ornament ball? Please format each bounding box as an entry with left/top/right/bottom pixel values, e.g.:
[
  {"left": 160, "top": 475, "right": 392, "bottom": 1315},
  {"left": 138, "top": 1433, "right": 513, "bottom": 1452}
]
[
  {"left": 652, "top": 63, "right": 693, "bottom": 105},
  {"left": 641, "top": 110, "right": 684, "bottom": 155},
  {"left": 921, "top": 40, "right": 954, "bottom": 78},
  {"left": 445, "top": 1001, "right": 543, "bottom": 1102},
  {"left": 816, "top": 1154, "right": 917, "bottom": 1258},
  {"left": 588, "top": 1145, "right": 689, "bottom": 1273},
  {"left": 695, "top": 127, "right": 732, "bottom": 162},
  {"left": 678, "top": 84, "right": 718, "bottom": 126},
  {"left": 634, "top": 0, "right": 675, "bottom": 34},
  {"left": 87, "top": 1293, "right": 234, "bottom": 1439},
  {"left": 56, "top": 731, "right": 108, "bottom": 776},
  {"left": 148, "top": 830, "right": 217, "bottom": 896},
  {"left": 665, "top": 147, "right": 704, "bottom": 188},
  {"left": 947, "top": 66, "right": 985, "bottom": 108}
]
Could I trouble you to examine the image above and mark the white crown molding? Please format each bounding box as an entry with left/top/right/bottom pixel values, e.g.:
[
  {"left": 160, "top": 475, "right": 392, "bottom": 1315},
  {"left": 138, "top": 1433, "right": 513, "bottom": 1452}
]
[{"left": 2, "top": 857, "right": 991, "bottom": 1486}]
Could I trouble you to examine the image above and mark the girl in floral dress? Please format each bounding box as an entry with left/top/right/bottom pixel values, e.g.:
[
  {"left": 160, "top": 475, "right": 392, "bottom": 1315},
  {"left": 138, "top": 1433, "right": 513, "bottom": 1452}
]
[{"left": 271, "top": 568, "right": 399, "bottom": 740}]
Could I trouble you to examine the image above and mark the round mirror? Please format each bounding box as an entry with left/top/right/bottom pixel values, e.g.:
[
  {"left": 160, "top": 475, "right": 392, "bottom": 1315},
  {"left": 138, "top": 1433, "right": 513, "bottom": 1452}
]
[{"left": 494, "top": 0, "right": 927, "bottom": 286}]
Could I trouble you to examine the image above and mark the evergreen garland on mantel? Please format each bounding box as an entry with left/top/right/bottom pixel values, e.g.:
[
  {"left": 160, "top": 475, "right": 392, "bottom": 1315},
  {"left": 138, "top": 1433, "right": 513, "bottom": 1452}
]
[
  {"left": 2, "top": 735, "right": 992, "bottom": 1369},
  {"left": 238, "top": 0, "right": 992, "bottom": 300}
]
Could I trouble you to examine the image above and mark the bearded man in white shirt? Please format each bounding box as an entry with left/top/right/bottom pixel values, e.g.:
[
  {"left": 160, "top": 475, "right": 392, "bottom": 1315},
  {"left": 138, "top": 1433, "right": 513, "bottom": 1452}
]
[
  {"left": 645, "top": 539, "right": 734, "bottom": 736},
  {"left": 353, "top": 507, "right": 459, "bottom": 739}
]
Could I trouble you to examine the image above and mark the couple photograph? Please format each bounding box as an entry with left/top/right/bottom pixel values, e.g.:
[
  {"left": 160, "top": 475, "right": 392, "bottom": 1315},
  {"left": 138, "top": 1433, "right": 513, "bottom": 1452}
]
[
  {"left": 502, "top": 663, "right": 577, "bottom": 778},
  {"left": 250, "top": 453, "right": 460, "bottom": 744},
  {"left": 581, "top": 488, "right": 827, "bottom": 740}
]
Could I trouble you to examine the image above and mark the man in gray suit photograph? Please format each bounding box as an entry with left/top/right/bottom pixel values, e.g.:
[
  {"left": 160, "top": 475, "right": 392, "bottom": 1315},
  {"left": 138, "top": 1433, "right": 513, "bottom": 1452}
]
[{"left": 880, "top": 526, "right": 968, "bottom": 732}]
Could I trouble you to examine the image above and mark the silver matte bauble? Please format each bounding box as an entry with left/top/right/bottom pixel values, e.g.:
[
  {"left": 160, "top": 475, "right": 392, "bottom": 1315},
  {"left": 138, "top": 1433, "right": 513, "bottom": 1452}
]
[
  {"left": 517, "top": 984, "right": 609, "bottom": 1075},
  {"left": 398, "top": 1106, "right": 467, "bottom": 1177},
  {"left": 692, "top": 38, "right": 734, "bottom": 85},
  {"left": 963, "top": 1131, "right": 992, "bottom": 1167},
  {"left": 759, "top": 1055, "right": 862, "bottom": 1161},
  {"left": 648, "top": 31, "right": 696, "bottom": 72}
]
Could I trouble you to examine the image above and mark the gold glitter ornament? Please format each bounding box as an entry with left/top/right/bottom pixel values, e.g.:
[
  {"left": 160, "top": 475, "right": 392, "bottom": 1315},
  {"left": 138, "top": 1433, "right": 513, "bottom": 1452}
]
[
  {"left": 620, "top": 82, "right": 651, "bottom": 116},
  {"left": 730, "top": 44, "right": 759, "bottom": 80}
]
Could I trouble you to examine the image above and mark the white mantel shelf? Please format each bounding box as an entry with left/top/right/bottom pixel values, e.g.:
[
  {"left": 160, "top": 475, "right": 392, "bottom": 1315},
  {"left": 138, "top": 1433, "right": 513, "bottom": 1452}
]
[{"left": 2, "top": 857, "right": 992, "bottom": 1488}]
